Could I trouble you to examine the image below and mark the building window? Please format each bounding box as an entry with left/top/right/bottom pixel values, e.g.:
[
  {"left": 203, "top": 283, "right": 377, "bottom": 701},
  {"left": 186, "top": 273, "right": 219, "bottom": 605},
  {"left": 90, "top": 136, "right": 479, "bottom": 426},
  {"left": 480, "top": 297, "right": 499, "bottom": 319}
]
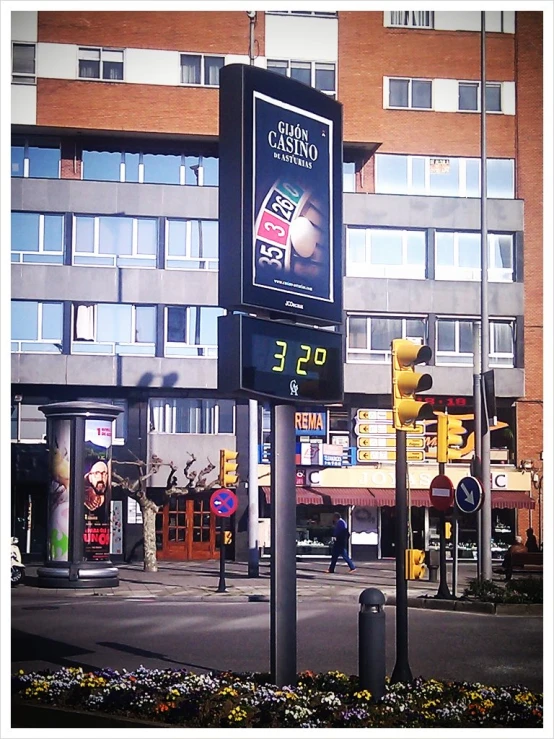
[
  {"left": 267, "top": 59, "right": 336, "bottom": 96},
  {"left": 343, "top": 162, "right": 356, "bottom": 192},
  {"left": 73, "top": 214, "right": 157, "bottom": 268},
  {"left": 435, "top": 231, "right": 514, "bottom": 282},
  {"left": 347, "top": 315, "right": 427, "bottom": 363},
  {"left": 72, "top": 303, "right": 156, "bottom": 355},
  {"left": 180, "top": 54, "right": 224, "bottom": 86},
  {"left": 165, "top": 306, "right": 223, "bottom": 357},
  {"left": 82, "top": 147, "right": 219, "bottom": 186},
  {"left": 346, "top": 227, "right": 426, "bottom": 279},
  {"left": 149, "top": 398, "right": 235, "bottom": 434},
  {"left": 387, "top": 11, "right": 434, "bottom": 28},
  {"left": 11, "top": 301, "right": 63, "bottom": 354},
  {"left": 11, "top": 403, "right": 47, "bottom": 442},
  {"left": 458, "top": 82, "right": 502, "bottom": 112},
  {"left": 375, "top": 154, "right": 514, "bottom": 198},
  {"left": 11, "top": 212, "right": 65, "bottom": 265},
  {"left": 388, "top": 78, "right": 432, "bottom": 109},
  {"left": 165, "top": 219, "right": 218, "bottom": 270},
  {"left": 11, "top": 137, "right": 61, "bottom": 179},
  {"left": 435, "top": 318, "right": 515, "bottom": 366},
  {"left": 78, "top": 47, "right": 124, "bottom": 81},
  {"left": 12, "top": 43, "right": 36, "bottom": 84}
]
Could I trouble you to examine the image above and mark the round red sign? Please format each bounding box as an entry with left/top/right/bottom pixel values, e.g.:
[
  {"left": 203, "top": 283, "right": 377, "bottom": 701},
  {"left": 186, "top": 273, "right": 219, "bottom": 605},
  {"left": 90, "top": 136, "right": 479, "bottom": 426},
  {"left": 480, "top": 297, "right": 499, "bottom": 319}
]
[{"left": 429, "top": 474, "right": 454, "bottom": 512}]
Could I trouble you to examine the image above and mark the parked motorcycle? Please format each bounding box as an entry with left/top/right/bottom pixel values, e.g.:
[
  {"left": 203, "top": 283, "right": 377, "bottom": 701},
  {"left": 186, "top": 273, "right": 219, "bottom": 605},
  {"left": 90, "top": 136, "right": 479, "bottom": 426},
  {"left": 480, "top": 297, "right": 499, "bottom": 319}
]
[{"left": 11, "top": 537, "right": 25, "bottom": 587}]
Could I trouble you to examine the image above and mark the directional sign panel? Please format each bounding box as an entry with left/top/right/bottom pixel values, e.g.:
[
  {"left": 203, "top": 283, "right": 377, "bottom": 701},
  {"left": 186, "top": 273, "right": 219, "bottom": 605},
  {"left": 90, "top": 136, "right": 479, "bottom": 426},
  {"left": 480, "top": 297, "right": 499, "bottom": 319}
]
[
  {"left": 210, "top": 488, "right": 238, "bottom": 518},
  {"left": 455, "top": 476, "right": 484, "bottom": 514},
  {"left": 429, "top": 474, "right": 454, "bottom": 511}
]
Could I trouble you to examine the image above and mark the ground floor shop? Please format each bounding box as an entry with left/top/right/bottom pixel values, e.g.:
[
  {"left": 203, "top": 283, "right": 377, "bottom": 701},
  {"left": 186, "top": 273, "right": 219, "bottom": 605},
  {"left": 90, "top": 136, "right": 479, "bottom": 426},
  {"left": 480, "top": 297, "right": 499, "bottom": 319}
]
[{"left": 259, "top": 485, "right": 535, "bottom": 562}]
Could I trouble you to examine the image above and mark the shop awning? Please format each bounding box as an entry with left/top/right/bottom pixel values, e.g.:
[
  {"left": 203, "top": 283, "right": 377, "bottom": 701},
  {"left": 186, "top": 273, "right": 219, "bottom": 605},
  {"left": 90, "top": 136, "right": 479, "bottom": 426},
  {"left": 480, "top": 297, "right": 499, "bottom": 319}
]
[
  {"left": 491, "top": 491, "right": 535, "bottom": 509},
  {"left": 261, "top": 487, "right": 377, "bottom": 506},
  {"left": 261, "top": 487, "right": 535, "bottom": 509},
  {"left": 261, "top": 486, "right": 325, "bottom": 505},
  {"left": 315, "top": 488, "right": 377, "bottom": 506}
]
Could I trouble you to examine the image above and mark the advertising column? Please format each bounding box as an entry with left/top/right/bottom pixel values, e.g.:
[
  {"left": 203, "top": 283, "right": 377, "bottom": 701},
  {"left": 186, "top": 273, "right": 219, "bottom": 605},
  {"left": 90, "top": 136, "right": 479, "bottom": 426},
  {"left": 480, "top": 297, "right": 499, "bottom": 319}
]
[{"left": 38, "top": 401, "right": 123, "bottom": 589}]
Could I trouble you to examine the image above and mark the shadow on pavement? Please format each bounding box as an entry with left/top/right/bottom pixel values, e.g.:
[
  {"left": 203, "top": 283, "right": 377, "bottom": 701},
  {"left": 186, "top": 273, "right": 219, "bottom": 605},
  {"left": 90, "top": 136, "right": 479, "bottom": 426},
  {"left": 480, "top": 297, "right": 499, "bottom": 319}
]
[
  {"left": 96, "top": 641, "right": 219, "bottom": 673},
  {"left": 11, "top": 628, "right": 98, "bottom": 672}
]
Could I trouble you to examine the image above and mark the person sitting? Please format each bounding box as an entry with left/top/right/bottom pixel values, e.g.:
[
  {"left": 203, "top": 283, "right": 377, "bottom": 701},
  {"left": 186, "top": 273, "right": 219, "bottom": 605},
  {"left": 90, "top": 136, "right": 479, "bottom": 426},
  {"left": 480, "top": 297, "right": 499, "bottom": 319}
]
[
  {"left": 524, "top": 527, "right": 539, "bottom": 552},
  {"left": 501, "top": 535, "right": 527, "bottom": 581}
]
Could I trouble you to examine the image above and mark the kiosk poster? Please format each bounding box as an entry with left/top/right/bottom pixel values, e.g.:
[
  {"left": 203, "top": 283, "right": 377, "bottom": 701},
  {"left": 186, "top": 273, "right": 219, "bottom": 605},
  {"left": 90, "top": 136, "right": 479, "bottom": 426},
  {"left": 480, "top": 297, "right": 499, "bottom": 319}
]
[
  {"left": 252, "top": 92, "right": 334, "bottom": 305},
  {"left": 83, "top": 419, "right": 112, "bottom": 561}
]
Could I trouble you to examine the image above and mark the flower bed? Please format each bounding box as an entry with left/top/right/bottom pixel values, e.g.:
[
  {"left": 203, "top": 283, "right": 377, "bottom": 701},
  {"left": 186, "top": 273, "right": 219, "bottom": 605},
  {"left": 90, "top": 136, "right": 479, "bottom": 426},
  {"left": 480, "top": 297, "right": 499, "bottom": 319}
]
[{"left": 12, "top": 667, "right": 542, "bottom": 728}]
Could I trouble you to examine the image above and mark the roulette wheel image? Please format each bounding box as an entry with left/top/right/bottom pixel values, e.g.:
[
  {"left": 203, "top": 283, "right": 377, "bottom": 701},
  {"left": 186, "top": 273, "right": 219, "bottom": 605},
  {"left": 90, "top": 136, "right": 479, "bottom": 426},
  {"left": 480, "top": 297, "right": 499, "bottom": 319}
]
[{"left": 253, "top": 177, "right": 329, "bottom": 296}]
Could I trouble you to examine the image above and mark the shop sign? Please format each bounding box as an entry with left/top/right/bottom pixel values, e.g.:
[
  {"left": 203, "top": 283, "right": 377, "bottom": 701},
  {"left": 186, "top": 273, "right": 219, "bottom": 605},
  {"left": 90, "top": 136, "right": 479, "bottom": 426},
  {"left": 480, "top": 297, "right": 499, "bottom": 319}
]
[{"left": 295, "top": 411, "right": 326, "bottom": 437}]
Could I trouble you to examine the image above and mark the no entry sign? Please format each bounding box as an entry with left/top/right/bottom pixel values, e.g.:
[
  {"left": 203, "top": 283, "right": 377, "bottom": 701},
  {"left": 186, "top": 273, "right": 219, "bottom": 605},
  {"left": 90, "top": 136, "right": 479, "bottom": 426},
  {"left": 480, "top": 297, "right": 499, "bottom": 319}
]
[
  {"left": 429, "top": 474, "right": 454, "bottom": 512},
  {"left": 210, "top": 488, "right": 238, "bottom": 517}
]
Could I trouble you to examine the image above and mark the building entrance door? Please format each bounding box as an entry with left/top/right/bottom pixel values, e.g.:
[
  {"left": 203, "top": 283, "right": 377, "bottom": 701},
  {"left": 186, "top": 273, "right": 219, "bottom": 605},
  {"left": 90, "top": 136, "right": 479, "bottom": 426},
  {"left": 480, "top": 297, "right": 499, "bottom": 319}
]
[{"left": 156, "top": 495, "right": 218, "bottom": 560}]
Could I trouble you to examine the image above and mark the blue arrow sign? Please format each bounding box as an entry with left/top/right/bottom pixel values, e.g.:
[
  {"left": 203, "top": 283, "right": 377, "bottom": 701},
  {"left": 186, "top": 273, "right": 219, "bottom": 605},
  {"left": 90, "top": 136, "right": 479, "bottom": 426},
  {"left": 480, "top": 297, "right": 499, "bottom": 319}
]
[{"left": 455, "top": 476, "right": 483, "bottom": 514}]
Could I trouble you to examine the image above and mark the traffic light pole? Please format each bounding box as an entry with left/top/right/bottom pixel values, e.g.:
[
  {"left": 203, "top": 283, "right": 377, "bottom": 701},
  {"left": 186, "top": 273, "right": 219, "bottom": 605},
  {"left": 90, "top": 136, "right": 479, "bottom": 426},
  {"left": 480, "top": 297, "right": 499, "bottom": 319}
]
[
  {"left": 270, "top": 403, "right": 297, "bottom": 687},
  {"left": 479, "top": 11, "right": 492, "bottom": 582},
  {"left": 391, "top": 429, "right": 413, "bottom": 684},
  {"left": 435, "top": 461, "right": 452, "bottom": 599}
]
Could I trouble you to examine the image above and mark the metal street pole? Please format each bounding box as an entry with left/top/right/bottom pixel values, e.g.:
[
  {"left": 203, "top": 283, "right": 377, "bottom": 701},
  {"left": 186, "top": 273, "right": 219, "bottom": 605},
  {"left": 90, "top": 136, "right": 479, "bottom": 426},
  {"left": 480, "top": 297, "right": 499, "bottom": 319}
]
[
  {"left": 248, "top": 399, "right": 260, "bottom": 577},
  {"left": 436, "top": 461, "right": 452, "bottom": 599},
  {"left": 391, "top": 429, "right": 412, "bottom": 684},
  {"left": 217, "top": 516, "right": 227, "bottom": 593},
  {"left": 270, "top": 403, "right": 297, "bottom": 687},
  {"left": 473, "top": 321, "right": 482, "bottom": 580},
  {"left": 480, "top": 11, "right": 492, "bottom": 580}
]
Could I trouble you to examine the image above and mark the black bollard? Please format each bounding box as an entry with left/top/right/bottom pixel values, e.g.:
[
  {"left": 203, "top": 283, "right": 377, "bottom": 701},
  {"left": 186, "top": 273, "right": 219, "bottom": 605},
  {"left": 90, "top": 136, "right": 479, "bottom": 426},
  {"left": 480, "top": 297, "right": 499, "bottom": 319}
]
[{"left": 358, "top": 588, "right": 386, "bottom": 702}]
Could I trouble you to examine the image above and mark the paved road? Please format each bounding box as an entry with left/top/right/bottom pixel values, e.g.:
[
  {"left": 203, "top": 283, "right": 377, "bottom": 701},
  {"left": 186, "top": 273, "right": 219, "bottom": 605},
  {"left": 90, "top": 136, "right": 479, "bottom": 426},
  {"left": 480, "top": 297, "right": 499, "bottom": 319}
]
[{"left": 12, "top": 597, "right": 543, "bottom": 692}]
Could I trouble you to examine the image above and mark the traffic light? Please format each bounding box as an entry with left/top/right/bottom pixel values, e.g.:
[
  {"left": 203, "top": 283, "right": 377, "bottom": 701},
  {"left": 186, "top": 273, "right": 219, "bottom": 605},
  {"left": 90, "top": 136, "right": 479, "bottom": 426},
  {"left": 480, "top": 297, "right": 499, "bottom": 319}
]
[
  {"left": 219, "top": 449, "right": 239, "bottom": 488},
  {"left": 405, "top": 548, "right": 427, "bottom": 580},
  {"left": 436, "top": 413, "right": 465, "bottom": 463},
  {"left": 445, "top": 522, "right": 452, "bottom": 540},
  {"left": 391, "top": 339, "right": 435, "bottom": 431}
]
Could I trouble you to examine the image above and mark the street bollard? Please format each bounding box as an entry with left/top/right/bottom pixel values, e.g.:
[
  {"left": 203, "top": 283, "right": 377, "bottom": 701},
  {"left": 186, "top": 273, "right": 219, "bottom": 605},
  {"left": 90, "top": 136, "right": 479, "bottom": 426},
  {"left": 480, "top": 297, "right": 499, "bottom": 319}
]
[{"left": 358, "top": 588, "right": 386, "bottom": 702}]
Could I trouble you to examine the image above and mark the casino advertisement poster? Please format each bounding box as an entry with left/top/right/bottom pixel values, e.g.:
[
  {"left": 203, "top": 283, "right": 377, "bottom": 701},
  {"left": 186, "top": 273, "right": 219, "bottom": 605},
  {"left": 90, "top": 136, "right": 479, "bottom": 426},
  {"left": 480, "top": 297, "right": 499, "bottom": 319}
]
[
  {"left": 83, "top": 419, "right": 112, "bottom": 562},
  {"left": 252, "top": 92, "right": 334, "bottom": 307}
]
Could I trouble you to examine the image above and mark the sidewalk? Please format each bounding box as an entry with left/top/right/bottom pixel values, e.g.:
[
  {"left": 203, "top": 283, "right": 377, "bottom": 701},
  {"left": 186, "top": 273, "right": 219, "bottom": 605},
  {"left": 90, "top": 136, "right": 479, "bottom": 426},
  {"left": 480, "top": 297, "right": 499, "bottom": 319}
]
[{"left": 13, "top": 558, "right": 482, "bottom": 604}]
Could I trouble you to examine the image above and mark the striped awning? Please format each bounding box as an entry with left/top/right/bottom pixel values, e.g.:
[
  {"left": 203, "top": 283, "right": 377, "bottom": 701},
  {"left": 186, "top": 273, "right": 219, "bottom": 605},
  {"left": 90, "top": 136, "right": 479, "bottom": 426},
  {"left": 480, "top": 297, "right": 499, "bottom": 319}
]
[
  {"left": 491, "top": 491, "right": 535, "bottom": 510},
  {"left": 261, "top": 486, "right": 324, "bottom": 505},
  {"left": 261, "top": 487, "right": 535, "bottom": 510}
]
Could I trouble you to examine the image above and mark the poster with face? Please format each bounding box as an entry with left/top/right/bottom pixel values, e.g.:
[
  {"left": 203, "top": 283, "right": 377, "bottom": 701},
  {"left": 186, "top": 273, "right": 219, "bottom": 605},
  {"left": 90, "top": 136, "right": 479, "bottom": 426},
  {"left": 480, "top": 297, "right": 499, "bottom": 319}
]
[
  {"left": 252, "top": 92, "right": 333, "bottom": 305},
  {"left": 47, "top": 419, "right": 71, "bottom": 561},
  {"left": 83, "top": 419, "right": 113, "bottom": 561}
]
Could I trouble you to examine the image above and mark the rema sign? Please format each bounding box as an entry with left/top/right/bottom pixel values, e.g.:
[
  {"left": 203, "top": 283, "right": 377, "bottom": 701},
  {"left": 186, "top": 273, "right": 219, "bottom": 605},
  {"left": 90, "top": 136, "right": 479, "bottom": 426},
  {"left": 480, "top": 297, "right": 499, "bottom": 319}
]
[{"left": 218, "top": 64, "right": 343, "bottom": 326}]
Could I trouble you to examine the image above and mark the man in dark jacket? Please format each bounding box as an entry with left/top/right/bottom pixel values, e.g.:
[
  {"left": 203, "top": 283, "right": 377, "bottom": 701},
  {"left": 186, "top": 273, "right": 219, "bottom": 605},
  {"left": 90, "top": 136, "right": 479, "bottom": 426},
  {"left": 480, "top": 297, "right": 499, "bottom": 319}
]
[
  {"left": 326, "top": 512, "right": 356, "bottom": 573},
  {"left": 525, "top": 528, "right": 539, "bottom": 552}
]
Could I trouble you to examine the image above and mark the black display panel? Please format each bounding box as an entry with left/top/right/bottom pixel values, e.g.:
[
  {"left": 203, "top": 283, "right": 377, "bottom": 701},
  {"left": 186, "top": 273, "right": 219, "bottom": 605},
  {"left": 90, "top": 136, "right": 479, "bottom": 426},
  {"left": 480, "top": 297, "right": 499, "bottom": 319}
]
[
  {"left": 218, "top": 63, "right": 343, "bottom": 326},
  {"left": 218, "top": 314, "right": 343, "bottom": 404}
]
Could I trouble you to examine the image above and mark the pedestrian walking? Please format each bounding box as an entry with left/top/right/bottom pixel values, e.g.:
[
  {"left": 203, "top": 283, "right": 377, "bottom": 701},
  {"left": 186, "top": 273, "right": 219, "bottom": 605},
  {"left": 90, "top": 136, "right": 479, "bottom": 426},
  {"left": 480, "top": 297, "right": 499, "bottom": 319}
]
[{"left": 326, "top": 512, "right": 356, "bottom": 573}]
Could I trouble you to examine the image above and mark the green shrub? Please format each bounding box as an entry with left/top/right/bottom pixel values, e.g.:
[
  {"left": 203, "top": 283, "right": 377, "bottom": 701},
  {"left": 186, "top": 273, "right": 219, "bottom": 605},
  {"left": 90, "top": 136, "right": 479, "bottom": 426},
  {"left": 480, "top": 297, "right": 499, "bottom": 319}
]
[
  {"left": 463, "top": 578, "right": 543, "bottom": 604},
  {"left": 506, "top": 577, "right": 543, "bottom": 604}
]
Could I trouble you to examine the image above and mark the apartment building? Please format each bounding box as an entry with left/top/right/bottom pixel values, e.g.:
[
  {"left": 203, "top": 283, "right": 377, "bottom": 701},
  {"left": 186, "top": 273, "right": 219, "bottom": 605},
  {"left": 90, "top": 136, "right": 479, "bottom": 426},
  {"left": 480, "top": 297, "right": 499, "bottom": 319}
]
[{"left": 10, "top": 10, "right": 543, "bottom": 564}]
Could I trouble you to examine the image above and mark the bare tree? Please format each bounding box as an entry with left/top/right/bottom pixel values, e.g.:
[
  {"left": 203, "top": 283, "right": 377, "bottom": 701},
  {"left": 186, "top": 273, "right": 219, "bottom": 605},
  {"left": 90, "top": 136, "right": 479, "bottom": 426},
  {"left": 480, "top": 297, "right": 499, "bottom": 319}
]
[{"left": 112, "top": 452, "right": 217, "bottom": 572}]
